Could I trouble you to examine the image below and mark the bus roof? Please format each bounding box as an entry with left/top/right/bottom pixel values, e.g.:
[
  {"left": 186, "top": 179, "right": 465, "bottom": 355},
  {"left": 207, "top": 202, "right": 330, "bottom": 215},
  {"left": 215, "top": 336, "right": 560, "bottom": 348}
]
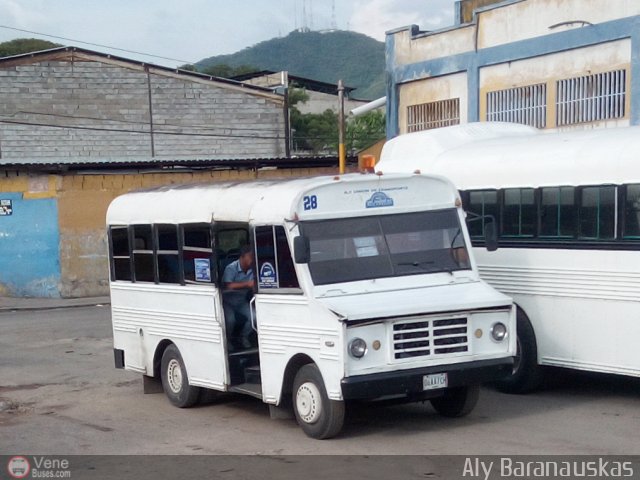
[
  {"left": 378, "top": 123, "right": 640, "bottom": 189},
  {"left": 106, "top": 172, "right": 459, "bottom": 225}
]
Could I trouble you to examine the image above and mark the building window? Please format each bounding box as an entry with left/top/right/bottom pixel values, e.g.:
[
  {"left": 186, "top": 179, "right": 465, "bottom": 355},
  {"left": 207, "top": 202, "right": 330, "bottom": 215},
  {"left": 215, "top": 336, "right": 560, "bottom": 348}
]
[
  {"left": 556, "top": 70, "right": 626, "bottom": 126},
  {"left": 579, "top": 186, "right": 616, "bottom": 240},
  {"left": 540, "top": 187, "right": 576, "bottom": 237},
  {"left": 486, "top": 84, "right": 547, "bottom": 128},
  {"left": 407, "top": 98, "right": 460, "bottom": 132},
  {"left": 502, "top": 188, "right": 536, "bottom": 237}
]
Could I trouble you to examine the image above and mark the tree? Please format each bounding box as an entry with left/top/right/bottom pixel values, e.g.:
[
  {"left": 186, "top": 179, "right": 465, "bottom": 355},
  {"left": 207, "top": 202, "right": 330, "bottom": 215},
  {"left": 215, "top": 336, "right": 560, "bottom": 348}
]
[
  {"left": 346, "top": 110, "right": 386, "bottom": 153},
  {"left": 0, "top": 38, "right": 61, "bottom": 58},
  {"left": 200, "top": 64, "right": 258, "bottom": 78}
]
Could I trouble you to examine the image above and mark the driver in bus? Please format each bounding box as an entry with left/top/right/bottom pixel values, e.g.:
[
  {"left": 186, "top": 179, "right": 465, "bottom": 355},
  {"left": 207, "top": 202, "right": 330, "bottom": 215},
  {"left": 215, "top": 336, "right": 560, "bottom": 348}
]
[{"left": 222, "top": 245, "right": 255, "bottom": 350}]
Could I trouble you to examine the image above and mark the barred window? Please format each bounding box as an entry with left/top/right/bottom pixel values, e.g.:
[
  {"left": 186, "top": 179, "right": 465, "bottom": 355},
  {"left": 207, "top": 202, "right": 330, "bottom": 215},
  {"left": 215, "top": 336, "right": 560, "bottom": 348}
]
[
  {"left": 407, "top": 98, "right": 460, "bottom": 132},
  {"left": 486, "top": 84, "right": 547, "bottom": 128},
  {"left": 556, "top": 70, "right": 626, "bottom": 126}
]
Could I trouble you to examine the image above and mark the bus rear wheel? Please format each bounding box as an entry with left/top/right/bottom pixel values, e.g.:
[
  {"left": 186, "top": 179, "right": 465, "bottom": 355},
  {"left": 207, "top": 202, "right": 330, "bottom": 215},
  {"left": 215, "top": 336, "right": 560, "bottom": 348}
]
[
  {"left": 430, "top": 384, "right": 480, "bottom": 417},
  {"left": 160, "top": 344, "right": 201, "bottom": 408},
  {"left": 494, "top": 309, "right": 543, "bottom": 394},
  {"left": 292, "top": 364, "right": 345, "bottom": 439}
]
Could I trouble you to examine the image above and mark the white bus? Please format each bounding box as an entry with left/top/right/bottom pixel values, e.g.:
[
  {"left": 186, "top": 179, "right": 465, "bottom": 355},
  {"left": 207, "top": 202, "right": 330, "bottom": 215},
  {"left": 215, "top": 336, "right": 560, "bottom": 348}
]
[
  {"left": 378, "top": 123, "right": 640, "bottom": 392},
  {"left": 107, "top": 173, "right": 515, "bottom": 438}
]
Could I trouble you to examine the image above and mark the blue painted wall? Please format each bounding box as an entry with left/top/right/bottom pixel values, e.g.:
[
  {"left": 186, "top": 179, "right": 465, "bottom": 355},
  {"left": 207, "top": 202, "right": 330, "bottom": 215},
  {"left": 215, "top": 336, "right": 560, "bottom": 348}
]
[{"left": 0, "top": 192, "right": 61, "bottom": 297}]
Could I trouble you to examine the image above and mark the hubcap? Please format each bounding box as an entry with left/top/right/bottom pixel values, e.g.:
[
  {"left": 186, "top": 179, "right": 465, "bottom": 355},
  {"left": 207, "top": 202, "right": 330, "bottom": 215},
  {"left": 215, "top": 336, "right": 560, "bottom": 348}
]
[
  {"left": 167, "top": 358, "right": 183, "bottom": 393},
  {"left": 296, "top": 381, "right": 323, "bottom": 424}
]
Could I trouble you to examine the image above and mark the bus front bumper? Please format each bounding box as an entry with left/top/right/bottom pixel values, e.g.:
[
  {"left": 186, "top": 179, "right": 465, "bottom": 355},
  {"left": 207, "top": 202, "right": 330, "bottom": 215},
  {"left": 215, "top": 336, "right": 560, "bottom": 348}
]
[{"left": 341, "top": 357, "right": 513, "bottom": 400}]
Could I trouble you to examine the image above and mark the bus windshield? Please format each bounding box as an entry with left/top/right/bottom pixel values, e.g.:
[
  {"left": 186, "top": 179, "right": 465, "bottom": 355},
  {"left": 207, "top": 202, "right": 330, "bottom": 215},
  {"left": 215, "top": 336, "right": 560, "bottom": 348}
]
[{"left": 300, "top": 209, "right": 471, "bottom": 286}]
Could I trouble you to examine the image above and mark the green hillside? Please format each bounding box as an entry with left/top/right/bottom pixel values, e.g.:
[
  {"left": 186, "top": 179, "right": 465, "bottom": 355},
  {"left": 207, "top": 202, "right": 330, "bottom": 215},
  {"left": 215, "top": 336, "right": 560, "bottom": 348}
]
[{"left": 196, "top": 30, "right": 385, "bottom": 100}]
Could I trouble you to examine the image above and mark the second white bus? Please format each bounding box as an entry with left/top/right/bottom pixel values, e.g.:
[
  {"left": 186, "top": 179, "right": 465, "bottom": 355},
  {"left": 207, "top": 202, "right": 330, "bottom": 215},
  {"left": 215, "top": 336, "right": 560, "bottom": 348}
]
[{"left": 378, "top": 123, "right": 640, "bottom": 392}]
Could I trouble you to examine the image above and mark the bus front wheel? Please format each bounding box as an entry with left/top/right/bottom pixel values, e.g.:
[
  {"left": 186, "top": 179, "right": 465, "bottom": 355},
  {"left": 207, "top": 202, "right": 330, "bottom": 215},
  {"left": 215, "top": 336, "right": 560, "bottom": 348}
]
[
  {"left": 292, "top": 364, "right": 345, "bottom": 439},
  {"left": 160, "top": 344, "right": 201, "bottom": 408},
  {"left": 430, "top": 384, "right": 480, "bottom": 417},
  {"left": 494, "top": 309, "right": 543, "bottom": 394}
]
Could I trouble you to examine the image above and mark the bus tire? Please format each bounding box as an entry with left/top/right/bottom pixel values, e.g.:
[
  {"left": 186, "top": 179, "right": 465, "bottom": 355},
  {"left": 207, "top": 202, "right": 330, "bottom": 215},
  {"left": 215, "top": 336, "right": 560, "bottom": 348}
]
[
  {"left": 292, "top": 364, "right": 345, "bottom": 439},
  {"left": 494, "top": 309, "right": 543, "bottom": 394},
  {"left": 160, "top": 344, "right": 201, "bottom": 408},
  {"left": 430, "top": 384, "right": 480, "bottom": 417}
]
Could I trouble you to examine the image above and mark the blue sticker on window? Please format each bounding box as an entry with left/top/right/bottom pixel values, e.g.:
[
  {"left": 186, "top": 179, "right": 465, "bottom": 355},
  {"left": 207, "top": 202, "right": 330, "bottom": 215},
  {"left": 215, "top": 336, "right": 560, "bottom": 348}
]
[
  {"left": 365, "top": 192, "right": 394, "bottom": 208},
  {"left": 259, "top": 262, "right": 278, "bottom": 288},
  {"left": 194, "top": 258, "right": 211, "bottom": 282}
]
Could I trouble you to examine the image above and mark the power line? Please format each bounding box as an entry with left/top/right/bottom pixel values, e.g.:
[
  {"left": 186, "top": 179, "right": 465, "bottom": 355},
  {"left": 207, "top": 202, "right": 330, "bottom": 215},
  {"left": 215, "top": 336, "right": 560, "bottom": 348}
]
[
  {"left": 0, "top": 110, "right": 284, "bottom": 133},
  {"left": 0, "top": 25, "right": 197, "bottom": 66},
  {"left": 0, "top": 119, "right": 284, "bottom": 140}
]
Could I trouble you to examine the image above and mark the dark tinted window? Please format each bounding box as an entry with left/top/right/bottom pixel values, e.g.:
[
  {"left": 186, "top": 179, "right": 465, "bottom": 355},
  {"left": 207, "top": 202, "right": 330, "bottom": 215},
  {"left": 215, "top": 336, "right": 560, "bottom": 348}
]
[
  {"left": 110, "top": 227, "right": 131, "bottom": 281},
  {"left": 254, "top": 226, "right": 300, "bottom": 291},
  {"left": 156, "top": 225, "right": 180, "bottom": 284},
  {"left": 540, "top": 187, "right": 576, "bottom": 237},
  {"left": 502, "top": 188, "right": 535, "bottom": 237},
  {"left": 624, "top": 184, "right": 640, "bottom": 238},
  {"left": 466, "top": 190, "right": 498, "bottom": 238},
  {"left": 132, "top": 225, "right": 154, "bottom": 282},
  {"left": 157, "top": 224, "right": 178, "bottom": 251},
  {"left": 183, "top": 224, "right": 213, "bottom": 283},
  {"left": 302, "top": 210, "right": 469, "bottom": 285},
  {"left": 579, "top": 186, "right": 615, "bottom": 239}
]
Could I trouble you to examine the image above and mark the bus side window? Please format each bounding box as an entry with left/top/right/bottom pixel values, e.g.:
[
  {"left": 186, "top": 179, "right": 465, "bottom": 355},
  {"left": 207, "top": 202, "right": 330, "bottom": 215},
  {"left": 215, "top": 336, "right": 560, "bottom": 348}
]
[
  {"left": 156, "top": 224, "right": 180, "bottom": 284},
  {"left": 466, "top": 190, "right": 499, "bottom": 239},
  {"left": 254, "top": 225, "right": 300, "bottom": 291},
  {"left": 502, "top": 188, "right": 536, "bottom": 237},
  {"left": 182, "top": 224, "right": 214, "bottom": 284},
  {"left": 623, "top": 184, "right": 640, "bottom": 239},
  {"left": 133, "top": 225, "right": 155, "bottom": 282},
  {"left": 579, "top": 186, "right": 616, "bottom": 240},
  {"left": 110, "top": 226, "right": 132, "bottom": 281}
]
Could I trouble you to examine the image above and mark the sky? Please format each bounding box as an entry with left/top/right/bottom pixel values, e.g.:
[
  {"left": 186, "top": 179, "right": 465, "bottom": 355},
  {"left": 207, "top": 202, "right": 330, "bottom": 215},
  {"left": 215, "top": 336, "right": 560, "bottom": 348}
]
[{"left": 0, "top": 0, "right": 457, "bottom": 67}]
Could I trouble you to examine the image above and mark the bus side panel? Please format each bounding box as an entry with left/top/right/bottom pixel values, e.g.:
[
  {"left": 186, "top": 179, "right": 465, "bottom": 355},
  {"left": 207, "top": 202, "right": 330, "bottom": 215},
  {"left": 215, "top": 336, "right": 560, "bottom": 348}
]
[
  {"left": 255, "top": 296, "right": 344, "bottom": 404},
  {"left": 110, "top": 283, "right": 228, "bottom": 389},
  {"left": 476, "top": 248, "right": 640, "bottom": 377}
]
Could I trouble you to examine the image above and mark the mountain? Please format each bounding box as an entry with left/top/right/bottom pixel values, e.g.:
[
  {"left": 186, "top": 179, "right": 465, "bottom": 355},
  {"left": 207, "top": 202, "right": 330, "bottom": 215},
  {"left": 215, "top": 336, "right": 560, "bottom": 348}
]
[{"left": 196, "top": 30, "right": 385, "bottom": 100}]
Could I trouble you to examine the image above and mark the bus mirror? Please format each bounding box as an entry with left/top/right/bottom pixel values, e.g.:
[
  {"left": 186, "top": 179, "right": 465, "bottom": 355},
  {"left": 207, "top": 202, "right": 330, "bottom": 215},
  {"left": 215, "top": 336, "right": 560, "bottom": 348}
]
[
  {"left": 293, "top": 236, "right": 310, "bottom": 264},
  {"left": 485, "top": 220, "right": 498, "bottom": 252}
]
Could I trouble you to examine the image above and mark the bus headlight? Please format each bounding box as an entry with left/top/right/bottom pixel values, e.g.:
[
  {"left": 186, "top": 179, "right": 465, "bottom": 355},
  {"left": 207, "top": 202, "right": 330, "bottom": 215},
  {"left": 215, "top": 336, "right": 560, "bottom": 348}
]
[
  {"left": 349, "top": 338, "right": 367, "bottom": 358},
  {"left": 490, "top": 322, "right": 507, "bottom": 342}
]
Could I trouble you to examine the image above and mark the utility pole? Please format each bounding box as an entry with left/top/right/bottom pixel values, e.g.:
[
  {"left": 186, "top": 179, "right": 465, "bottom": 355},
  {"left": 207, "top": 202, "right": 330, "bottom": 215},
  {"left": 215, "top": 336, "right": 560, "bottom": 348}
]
[{"left": 338, "top": 79, "right": 346, "bottom": 174}]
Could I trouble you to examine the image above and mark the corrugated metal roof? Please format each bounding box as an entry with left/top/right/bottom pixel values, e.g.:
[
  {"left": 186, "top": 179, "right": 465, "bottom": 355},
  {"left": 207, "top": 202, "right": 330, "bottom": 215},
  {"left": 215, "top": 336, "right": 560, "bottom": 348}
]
[
  {"left": 0, "top": 155, "right": 357, "bottom": 171},
  {"left": 0, "top": 46, "right": 279, "bottom": 97}
]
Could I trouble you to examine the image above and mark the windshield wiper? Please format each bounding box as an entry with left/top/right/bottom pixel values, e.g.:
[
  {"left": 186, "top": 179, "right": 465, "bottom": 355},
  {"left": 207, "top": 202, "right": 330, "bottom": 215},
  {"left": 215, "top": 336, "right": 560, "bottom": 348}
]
[
  {"left": 397, "top": 260, "right": 456, "bottom": 275},
  {"left": 397, "top": 260, "right": 435, "bottom": 268}
]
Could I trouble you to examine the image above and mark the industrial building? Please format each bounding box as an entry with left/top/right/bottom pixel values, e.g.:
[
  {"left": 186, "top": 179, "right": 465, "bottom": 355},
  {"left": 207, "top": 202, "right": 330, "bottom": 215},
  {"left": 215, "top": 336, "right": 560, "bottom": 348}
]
[
  {"left": 385, "top": 0, "right": 640, "bottom": 137},
  {"left": 0, "top": 46, "right": 348, "bottom": 298}
]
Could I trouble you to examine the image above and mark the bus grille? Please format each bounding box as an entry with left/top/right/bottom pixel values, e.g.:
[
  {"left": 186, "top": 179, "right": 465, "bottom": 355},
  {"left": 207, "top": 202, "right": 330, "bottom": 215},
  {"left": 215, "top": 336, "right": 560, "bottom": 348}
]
[{"left": 393, "top": 317, "right": 469, "bottom": 360}]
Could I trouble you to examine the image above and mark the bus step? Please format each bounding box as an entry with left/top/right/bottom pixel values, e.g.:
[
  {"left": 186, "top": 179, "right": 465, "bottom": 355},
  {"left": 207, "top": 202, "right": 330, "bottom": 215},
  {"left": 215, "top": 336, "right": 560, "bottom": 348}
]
[
  {"left": 228, "top": 383, "right": 262, "bottom": 399},
  {"left": 244, "top": 365, "right": 262, "bottom": 384}
]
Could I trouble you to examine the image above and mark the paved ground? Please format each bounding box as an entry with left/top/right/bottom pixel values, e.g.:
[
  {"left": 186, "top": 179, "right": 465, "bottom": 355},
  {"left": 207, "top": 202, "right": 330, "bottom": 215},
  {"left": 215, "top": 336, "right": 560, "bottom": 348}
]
[{"left": 1, "top": 305, "right": 640, "bottom": 456}]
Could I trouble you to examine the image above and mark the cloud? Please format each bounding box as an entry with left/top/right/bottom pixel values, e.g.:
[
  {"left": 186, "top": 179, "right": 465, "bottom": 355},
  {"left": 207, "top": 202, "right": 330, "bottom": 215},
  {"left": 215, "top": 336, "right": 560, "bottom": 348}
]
[{"left": 348, "top": 0, "right": 455, "bottom": 41}]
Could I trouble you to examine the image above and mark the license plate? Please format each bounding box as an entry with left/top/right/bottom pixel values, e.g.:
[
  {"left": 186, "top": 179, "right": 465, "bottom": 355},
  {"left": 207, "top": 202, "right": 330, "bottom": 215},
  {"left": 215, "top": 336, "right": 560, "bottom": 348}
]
[{"left": 423, "top": 373, "right": 448, "bottom": 391}]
